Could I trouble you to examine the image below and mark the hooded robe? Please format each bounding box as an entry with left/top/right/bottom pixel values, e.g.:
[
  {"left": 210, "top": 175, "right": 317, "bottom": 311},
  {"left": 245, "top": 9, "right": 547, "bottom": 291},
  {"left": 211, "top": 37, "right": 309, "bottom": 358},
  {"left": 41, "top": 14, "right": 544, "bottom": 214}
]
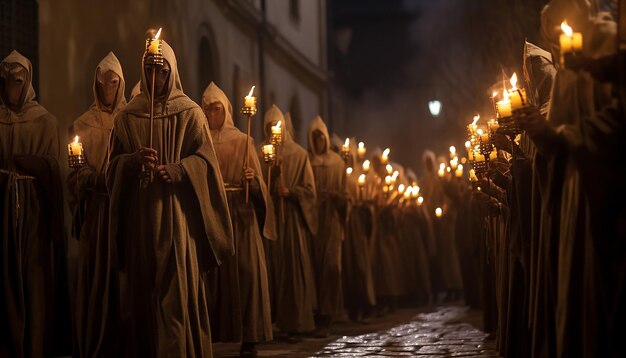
[
  {"left": 68, "top": 51, "right": 127, "bottom": 358},
  {"left": 107, "top": 41, "right": 233, "bottom": 357},
  {"left": 259, "top": 105, "right": 317, "bottom": 333},
  {"left": 307, "top": 116, "right": 346, "bottom": 318},
  {"left": 0, "top": 50, "right": 70, "bottom": 357},
  {"left": 202, "top": 82, "right": 275, "bottom": 343}
]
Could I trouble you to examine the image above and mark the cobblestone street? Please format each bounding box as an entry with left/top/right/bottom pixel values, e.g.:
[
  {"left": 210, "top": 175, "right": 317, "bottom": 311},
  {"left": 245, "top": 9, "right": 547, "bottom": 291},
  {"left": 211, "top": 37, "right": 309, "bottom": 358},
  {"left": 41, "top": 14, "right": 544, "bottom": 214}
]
[{"left": 214, "top": 305, "right": 500, "bottom": 357}]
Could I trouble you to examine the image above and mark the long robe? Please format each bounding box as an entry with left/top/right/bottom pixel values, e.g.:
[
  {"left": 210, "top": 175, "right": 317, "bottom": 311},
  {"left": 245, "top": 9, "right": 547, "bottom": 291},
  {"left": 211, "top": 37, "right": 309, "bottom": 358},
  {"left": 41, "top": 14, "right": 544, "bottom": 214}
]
[
  {"left": 307, "top": 116, "right": 346, "bottom": 318},
  {"left": 107, "top": 41, "right": 233, "bottom": 357},
  {"left": 67, "top": 51, "right": 126, "bottom": 358},
  {"left": 0, "top": 50, "right": 70, "bottom": 357},
  {"left": 203, "top": 82, "right": 275, "bottom": 343},
  {"left": 343, "top": 169, "right": 376, "bottom": 316},
  {"left": 259, "top": 104, "right": 317, "bottom": 333}
]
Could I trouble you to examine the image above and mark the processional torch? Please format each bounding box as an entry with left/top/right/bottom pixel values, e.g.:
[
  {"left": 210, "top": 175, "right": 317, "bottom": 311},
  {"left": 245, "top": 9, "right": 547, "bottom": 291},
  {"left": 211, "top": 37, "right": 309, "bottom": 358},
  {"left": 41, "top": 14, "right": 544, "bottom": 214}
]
[
  {"left": 144, "top": 27, "right": 163, "bottom": 182},
  {"left": 241, "top": 86, "right": 257, "bottom": 204},
  {"left": 270, "top": 121, "right": 285, "bottom": 224}
]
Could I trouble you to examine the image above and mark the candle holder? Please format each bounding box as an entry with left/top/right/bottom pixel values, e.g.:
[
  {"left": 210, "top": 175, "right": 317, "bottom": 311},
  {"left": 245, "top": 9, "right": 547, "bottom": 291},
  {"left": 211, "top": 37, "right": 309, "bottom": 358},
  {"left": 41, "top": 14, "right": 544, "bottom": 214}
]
[
  {"left": 262, "top": 145, "right": 276, "bottom": 164},
  {"left": 68, "top": 153, "right": 86, "bottom": 169},
  {"left": 241, "top": 104, "right": 257, "bottom": 117},
  {"left": 270, "top": 131, "right": 282, "bottom": 147},
  {"left": 144, "top": 37, "right": 164, "bottom": 66},
  {"left": 68, "top": 140, "right": 86, "bottom": 169},
  {"left": 143, "top": 28, "right": 164, "bottom": 183},
  {"left": 240, "top": 102, "right": 257, "bottom": 204},
  {"left": 341, "top": 148, "right": 351, "bottom": 164},
  {"left": 496, "top": 115, "right": 522, "bottom": 136}
]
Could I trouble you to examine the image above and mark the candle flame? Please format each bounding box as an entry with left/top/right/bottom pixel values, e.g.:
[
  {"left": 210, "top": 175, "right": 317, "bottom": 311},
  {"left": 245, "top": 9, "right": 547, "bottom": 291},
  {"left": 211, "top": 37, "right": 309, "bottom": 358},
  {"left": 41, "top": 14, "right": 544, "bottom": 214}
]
[
  {"left": 492, "top": 91, "right": 498, "bottom": 98},
  {"left": 398, "top": 184, "right": 405, "bottom": 193},
  {"left": 458, "top": 164, "right": 463, "bottom": 171},
  {"left": 449, "top": 145, "right": 456, "bottom": 154},
  {"left": 382, "top": 148, "right": 390, "bottom": 158},
  {"left": 74, "top": 136, "right": 79, "bottom": 144},
  {"left": 472, "top": 114, "right": 480, "bottom": 125},
  {"left": 392, "top": 170, "right": 399, "bottom": 180},
  {"left": 561, "top": 20, "right": 573, "bottom": 36},
  {"left": 358, "top": 174, "right": 366, "bottom": 184},
  {"left": 435, "top": 207, "right": 443, "bottom": 217},
  {"left": 346, "top": 167, "right": 353, "bottom": 175},
  {"left": 363, "top": 160, "right": 370, "bottom": 171},
  {"left": 155, "top": 28, "right": 162, "bottom": 40},
  {"left": 358, "top": 141, "right": 364, "bottom": 149},
  {"left": 510, "top": 73, "right": 518, "bottom": 90},
  {"left": 273, "top": 120, "right": 282, "bottom": 129},
  {"left": 344, "top": 138, "right": 350, "bottom": 147},
  {"left": 477, "top": 128, "right": 484, "bottom": 135},
  {"left": 417, "top": 196, "right": 424, "bottom": 205},
  {"left": 386, "top": 164, "right": 393, "bottom": 174},
  {"left": 247, "top": 86, "right": 255, "bottom": 97},
  {"left": 465, "top": 140, "right": 471, "bottom": 148}
]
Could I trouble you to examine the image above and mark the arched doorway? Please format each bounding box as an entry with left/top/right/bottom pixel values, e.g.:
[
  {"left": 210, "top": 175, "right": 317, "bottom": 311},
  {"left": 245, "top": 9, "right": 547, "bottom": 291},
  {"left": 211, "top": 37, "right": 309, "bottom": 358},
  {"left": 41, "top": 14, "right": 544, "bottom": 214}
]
[{"left": 197, "top": 35, "right": 218, "bottom": 104}]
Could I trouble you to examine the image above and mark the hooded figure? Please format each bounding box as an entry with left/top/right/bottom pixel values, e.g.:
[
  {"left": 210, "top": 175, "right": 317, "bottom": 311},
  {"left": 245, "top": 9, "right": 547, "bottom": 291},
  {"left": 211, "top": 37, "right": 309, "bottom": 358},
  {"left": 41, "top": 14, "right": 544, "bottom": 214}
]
[
  {"left": 259, "top": 104, "right": 317, "bottom": 340},
  {"left": 525, "top": 2, "right": 617, "bottom": 356},
  {"left": 341, "top": 138, "right": 376, "bottom": 322},
  {"left": 0, "top": 50, "right": 70, "bottom": 357},
  {"left": 106, "top": 40, "right": 233, "bottom": 357},
  {"left": 68, "top": 51, "right": 126, "bottom": 358},
  {"left": 201, "top": 82, "right": 275, "bottom": 354},
  {"left": 307, "top": 116, "right": 347, "bottom": 335}
]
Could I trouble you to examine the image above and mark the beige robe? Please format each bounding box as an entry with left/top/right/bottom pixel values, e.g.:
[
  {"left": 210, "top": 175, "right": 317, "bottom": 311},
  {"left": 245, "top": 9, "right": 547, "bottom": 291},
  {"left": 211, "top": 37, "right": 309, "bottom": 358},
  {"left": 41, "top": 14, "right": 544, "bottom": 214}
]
[
  {"left": 107, "top": 41, "right": 233, "bottom": 357},
  {"left": 0, "top": 50, "right": 70, "bottom": 357},
  {"left": 307, "top": 116, "right": 346, "bottom": 318},
  {"left": 259, "top": 105, "right": 317, "bottom": 333},
  {"left": 67, "top": 51, "right": 126, "bottom": 358},
  {"left": 202, "top": 82, "right": 275, "bottom": 343}
]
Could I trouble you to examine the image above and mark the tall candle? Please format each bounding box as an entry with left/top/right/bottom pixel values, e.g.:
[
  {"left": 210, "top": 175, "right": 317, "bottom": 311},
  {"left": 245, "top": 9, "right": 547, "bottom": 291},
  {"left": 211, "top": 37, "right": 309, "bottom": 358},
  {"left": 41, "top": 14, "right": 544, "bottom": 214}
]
[
  {"left": 357, "top": 142, "right": 366, "bottom": 158},
  {"left": 363, "top": 160, "right": 370, "bottom": 173},
  {"left": 262, "top": 144, "right": 274, "bottom": 156},
  {"left": 244, "top": 86, "right": 256, "bottom": 109},
  {"left": 68, "top": 136, "right": 83, "bottom": 156},
  {"left": 560, "top": 20, "right": 583, "bottom": 54},
  {"left": 496, "top": 100, "right": 512, "bottom": 118}
]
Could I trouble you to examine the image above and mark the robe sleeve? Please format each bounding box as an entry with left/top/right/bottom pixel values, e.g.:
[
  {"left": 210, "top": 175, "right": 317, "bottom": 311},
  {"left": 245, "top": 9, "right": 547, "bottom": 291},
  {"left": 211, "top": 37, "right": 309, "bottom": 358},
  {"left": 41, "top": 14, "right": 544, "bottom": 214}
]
[
  {"left": 180, "top": 109, "right": 234, "bottom": 269},
  {"left": 289, "top": 154, "right": 318, "bottom": 236}
]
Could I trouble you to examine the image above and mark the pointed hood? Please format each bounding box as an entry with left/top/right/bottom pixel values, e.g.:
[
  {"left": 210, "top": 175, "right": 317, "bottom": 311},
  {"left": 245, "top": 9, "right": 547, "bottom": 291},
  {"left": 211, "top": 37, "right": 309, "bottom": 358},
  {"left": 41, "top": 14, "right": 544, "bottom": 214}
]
[
  {"left": 308, "top": 115, "right": 344, "bottom": 167},
  {"left": 121, "top": 40, "right": 196, "bottom": 118},
  {"left": 92, "top": 51, "right": 127, "bottom": 113},
  {"left": 0, "top": 50, "right": 48, "bottom": 121},
  {"left": 523, "top": 42, "right": 556, "bottom": 112},
  {"left": 130, "top": 80, "right": 141, "bottom": 100},
  {"left": 202, "top": 81, "right": 239, "bottom": 143}
]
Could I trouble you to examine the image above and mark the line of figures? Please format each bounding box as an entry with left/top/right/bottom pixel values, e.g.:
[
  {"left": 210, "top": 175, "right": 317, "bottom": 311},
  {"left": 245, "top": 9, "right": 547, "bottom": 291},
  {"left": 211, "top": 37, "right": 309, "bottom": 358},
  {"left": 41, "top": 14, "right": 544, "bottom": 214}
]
[
  {"left": 0, "top": 39, "right": 463, "bottom": 357},
  {"left": 451, "top": 2, "right": 626, "bottom": 358}
]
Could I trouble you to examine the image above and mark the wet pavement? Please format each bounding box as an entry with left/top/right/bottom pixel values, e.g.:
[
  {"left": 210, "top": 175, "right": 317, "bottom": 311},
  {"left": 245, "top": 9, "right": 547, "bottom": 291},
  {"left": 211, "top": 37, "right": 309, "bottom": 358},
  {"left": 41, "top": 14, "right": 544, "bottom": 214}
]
[{"left": 213, "top": 305, "right": 500, "bottom": 357}]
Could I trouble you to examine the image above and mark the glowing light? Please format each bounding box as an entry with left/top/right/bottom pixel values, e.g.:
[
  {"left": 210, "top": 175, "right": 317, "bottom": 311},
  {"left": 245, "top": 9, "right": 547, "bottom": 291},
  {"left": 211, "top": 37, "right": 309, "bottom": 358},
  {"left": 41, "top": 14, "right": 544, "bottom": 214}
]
[
  {"left": 155, "top": 28, "right": 162, "bottom": 39},
  {"left": 346, "top": 167, "right": 353, "bottom": 175},
  {"left": 435, "top": 207, "right": 443, "bottom": 218},
  {"left": 561, "top": 20, "right": 573, "bottom": 36}
]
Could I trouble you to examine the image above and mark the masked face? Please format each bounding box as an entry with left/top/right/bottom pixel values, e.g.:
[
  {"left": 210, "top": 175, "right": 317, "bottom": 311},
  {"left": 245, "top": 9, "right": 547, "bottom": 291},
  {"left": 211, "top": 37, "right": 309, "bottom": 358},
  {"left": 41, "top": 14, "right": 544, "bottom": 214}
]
[
  {"left": 144, "top": 60, "right": 171, "bottom": 98},
  {"left": 203, "top": 101, "right": 225, "bottom": 130},
  {"left": 1, "top": 63, "right": 27, "bottom": 112},
  {"left": 313, "top": 130, "right": 326, "bottom": 155},
  {"left": 97, "top": 70, "right": 120, "bottom": 108}
]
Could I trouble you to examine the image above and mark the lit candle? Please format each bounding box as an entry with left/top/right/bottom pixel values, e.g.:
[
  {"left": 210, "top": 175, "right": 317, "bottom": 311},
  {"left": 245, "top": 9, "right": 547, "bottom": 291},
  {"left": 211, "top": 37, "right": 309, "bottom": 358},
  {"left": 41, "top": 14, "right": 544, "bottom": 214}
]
[
  {"left": 489, "top": 149, "right": 498, "bottom": 160},
  {"left": 465, "top": 140, "right": 471, "bottom": 149},
  {"left": 475, "top": 153, "right": 486, "bottom": 162},
  {"left": 477, "top": 128, "right": 489, "bottom": 143},
  {"left": 381, "top": 148, "right": 390, "bottom": 164},
  {"left": 358, "top": 142, "right": 366, "bottom": 158},
  {"left": 271, "top": 120, "right": 282, "bottom": 136},
  {"left": 244, "top": 86, "right": 256, "bottom": 110},
  {"left": 468, "top": 151, "right": 475, "bottom": 161},
  {"left": 342, "top": 138, "right": 350, "bottom": 155},
  {"left": 358, "top": 174, "right": 366, "bottom": 186},
  {"left": 455, "top": 166, "right": 463, "bottom": 178},
  {"left": 435, "top": 207, "right": 443, "bottom": 218},
  {"left": 403, "top": 187, "right": 411, "bottom": 199},
  {"left": 262, "top": 144, "right": 275, "bottom": 156},
  {"left": 449, "top": 145, "right": 456, "bottom": 159},
  {"left": 147, "top": 28, "right": 162, "bottom": 54},
  {"left": 560, "top": 20, "right": 583, "bottom": 54},
  {"left": 398, "top": 184, "right": 405, "bottom": 194},
  {"left": 438, "top": 168, "right": 445, "bottom": 177},
  {"left": 385, "top": 175, "right": 392, "bottom": 185},
  {"left": 496, "top": 92, "right": 512, "bottom": 118},
  {"left": 346, "top": 167, "right": 353, "bottom": 175},
  {"left": 68, "top": 136, "right": 83, "bottom": 156},
  {"left": 469, "top": 169, "right": 478, "bottom": 182},
  {"left": 386, "top": 164, "right": 393, "bottom": 175},
  {"left": 363, "top": 160, "right": 370, "bottom": 173},
  {"left": 508, "top": 73, "right": 527, "bottom": 110},
  {"left": 417, "top": 196, "right": 424, "bottom": 206}
]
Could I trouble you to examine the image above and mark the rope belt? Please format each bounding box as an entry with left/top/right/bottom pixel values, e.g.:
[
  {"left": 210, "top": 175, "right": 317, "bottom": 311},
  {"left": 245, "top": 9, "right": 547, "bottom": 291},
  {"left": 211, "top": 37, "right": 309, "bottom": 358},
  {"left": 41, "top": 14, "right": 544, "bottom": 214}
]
[
  {"left": 224, "top": 183, "right": 244, "bottom": 192},
  {"left": 0, "top": 169, "right": 36, "bottom": 228}
]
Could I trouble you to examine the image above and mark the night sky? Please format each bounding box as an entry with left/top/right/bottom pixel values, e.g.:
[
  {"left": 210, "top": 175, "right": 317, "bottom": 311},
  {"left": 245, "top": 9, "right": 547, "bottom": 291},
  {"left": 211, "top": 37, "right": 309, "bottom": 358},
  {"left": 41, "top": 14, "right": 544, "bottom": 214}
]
[{"left": 329, "top": 0, "right": 550, "bottom": 175}]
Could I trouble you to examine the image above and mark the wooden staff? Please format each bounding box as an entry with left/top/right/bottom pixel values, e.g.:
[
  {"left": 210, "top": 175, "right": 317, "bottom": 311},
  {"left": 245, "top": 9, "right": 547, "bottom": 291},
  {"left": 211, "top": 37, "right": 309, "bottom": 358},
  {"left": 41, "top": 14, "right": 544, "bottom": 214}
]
[
  {"left": 244, "top": 114, "right": 251, "bottom": 203},
  {"left": 148, "top": 67, "right": 156, "bottom": 182}
]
